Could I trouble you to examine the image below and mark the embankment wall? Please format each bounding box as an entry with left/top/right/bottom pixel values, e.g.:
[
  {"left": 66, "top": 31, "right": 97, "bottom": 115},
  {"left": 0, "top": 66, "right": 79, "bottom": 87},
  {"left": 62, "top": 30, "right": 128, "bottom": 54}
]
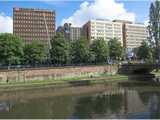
[{"left": 0, "top": 65, "right": 119, "bottom": 83}]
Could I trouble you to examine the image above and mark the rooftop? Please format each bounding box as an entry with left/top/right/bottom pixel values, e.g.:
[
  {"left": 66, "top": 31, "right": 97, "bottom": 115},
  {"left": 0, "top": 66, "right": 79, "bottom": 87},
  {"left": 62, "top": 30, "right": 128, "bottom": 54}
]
[{"left": 13, "top": 7, "right": 55, "bottom": 13}]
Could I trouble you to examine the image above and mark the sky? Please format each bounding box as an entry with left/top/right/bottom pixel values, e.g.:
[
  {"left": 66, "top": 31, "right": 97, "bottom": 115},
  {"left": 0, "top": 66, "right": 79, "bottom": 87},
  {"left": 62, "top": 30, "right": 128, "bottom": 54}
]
[{"left": 0, "top": 0, "right": 153, "bottom": 33}]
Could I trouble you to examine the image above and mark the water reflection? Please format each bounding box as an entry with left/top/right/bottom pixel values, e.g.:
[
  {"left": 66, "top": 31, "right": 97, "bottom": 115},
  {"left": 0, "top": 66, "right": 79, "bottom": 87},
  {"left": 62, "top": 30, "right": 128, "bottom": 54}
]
[
  {"left": 0, "top": 83, "right": 160, "bottom": 118},
  {"left": 72, "top": 93, "right": 124, "bottom": 119},
  {"left": 138, "top": 92, "right": 160, "bottom": 119},
  {"left": 0, "top": 102, "right": 11, "bottom": 112},
  {"left": 128, "top": 74, "right": 155, "bottom": 81}
]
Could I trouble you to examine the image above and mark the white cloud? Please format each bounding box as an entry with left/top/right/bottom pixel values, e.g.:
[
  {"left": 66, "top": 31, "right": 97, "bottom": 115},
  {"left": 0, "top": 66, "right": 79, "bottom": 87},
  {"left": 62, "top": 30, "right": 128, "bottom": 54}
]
[
  {"left": 0, "top": 12, "right": 13, "bottom": 33},
  {"left": 144, "top": 20, "right": 149, "bottom": 26},
  {"left": 61, "top": 0, "right": 136, "bottom": 27}
]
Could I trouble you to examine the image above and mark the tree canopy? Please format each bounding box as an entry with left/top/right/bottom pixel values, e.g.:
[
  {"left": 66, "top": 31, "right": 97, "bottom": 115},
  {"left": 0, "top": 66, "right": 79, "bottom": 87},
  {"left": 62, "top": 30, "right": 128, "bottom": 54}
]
[
  {"left": 71, "top": 38, "right": 90, "bottom": 64},
  {"left": 0, "top": 33, "right": 24, "bottom": 65},
  {"left": 108, "top": 38, "right": 123, "bottom": 61},
  {"left": 149, "top": 0, "right": 160, "bottom": 61},
  {"left": 137, "top": 41, "right": 153, "bottom": 62},
  {"left": 50, "top": 33, "right": 70, "bottom": 65},
  {"left": 90, "top": 39, "right": 109, "bottom": 63},
  {"left": 23, "top": 40, "right": 47, "bottom": 65}
]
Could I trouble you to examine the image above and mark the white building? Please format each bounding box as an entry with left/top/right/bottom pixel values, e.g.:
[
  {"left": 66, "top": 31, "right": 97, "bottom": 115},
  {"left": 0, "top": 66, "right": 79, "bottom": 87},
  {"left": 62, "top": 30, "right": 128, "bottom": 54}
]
[
  {"left": 124, "top": 23, "right": 148, "bottom": 51},
  {"left": 83, "top": 19, "right": 148, "bottom": 50},
  {"left": 83, "top": 19, "right": 123, "bottom": 45}
]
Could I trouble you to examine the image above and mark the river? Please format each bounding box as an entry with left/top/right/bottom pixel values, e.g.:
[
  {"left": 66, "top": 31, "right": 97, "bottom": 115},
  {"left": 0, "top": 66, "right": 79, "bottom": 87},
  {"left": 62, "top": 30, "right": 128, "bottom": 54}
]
[{"left": 0, "top": 77, "right": 160, "bottom": 119}]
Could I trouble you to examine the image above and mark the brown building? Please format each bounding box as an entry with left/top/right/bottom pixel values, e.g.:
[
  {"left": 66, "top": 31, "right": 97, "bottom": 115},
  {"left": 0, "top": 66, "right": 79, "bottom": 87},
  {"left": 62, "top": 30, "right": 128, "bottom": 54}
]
[
  {"left": 13, "top": 7, "right": 56, "bottom": 48},
  {"left": 82, "top": 21, "right": 91, "bottom": 42}
]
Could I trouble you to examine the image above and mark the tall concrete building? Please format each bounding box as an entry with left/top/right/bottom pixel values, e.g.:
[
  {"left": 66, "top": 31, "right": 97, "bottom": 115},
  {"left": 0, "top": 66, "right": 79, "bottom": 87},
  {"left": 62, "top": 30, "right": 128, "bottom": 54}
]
[
  {"left": 13, "top": 7, "right": 56, "bottom": 48},
  {"left": 56, "top": 23, "right": 82, "bottom": 41},
  {"left": 124, "top": 23, "right": 148, "bottom": 51},
  {"left": 114, "top": 20, "right": 148, "bottom": 51},
  {"left": 83, "top": 19, "right": 123, "bottom": 45},
  {"left": 70, "top": 27, "right": 82, "bottom": 41},
  {"left": 83, "top": 19, "right": 148, "bottom": 50}
]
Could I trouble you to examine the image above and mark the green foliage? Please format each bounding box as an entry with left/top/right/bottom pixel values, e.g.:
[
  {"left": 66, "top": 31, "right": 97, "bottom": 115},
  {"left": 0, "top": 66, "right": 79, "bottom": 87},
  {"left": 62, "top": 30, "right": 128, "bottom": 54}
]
[
  {"left": 149, "top": 0, "right": 160, "bottom": 61},
  {"left": 71, "top": 38, "right": 90, "bottom": 64},
  {"left": 108, "top": 38, "right": 123, "bottom": 61},
  {"left": 137, "top": 41, "right": 153, "bottom": 62},
  {"left": 0, "top": 33, "right": 24, "bottom": 65},
  {"left": 23, "top": 40, "right": 46, "bottom": 65},
  {"left": 90, "top": 39, "right": 109, "bottom": 63},
  {"left": 50, "top": 33, "right": 70, "bottom": 64},
  {"left": 0, "top": 33, "right": 126, "bottom": 66}
]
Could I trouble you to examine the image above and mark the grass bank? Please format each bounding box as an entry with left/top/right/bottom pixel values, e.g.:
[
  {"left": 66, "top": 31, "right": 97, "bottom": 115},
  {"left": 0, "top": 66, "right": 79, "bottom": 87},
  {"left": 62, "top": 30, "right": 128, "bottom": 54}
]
[
  {"left": 152, "top": 70, "right": 160, "bottom": 76},
  {"left": 0, "top": 73, "right": 128, "bottom": 92}
]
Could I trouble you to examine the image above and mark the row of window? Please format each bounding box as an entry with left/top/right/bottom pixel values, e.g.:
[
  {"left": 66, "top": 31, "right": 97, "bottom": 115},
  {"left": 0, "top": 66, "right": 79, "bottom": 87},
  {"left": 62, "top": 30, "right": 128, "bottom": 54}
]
[
  {"left": 91, "top": 36, "right": 122, "bottom": 40},
  {"left": 14, "top": 17, "right": 54, "bottom": 21},
  {"left": 14, "top": 12, "right": 54, "bottom": 17},
  {"left": 127, "top": 34, "right": 147, "bottom": 37},
  {"left": 126, "top": 27, "right": 147, "bottom": 31},
  {"left": 14, "top": 20, "right": 55, "bottom": 24},
  {"left": 14, "top": 26, "right": 55, "bottom": 30},
  {"left": 17, "top": 35, "right": 53, "bottom": 38},
  {"left": 92, "top": 27, "right": 121, "bottom": 30},
  {"left": 14, "top": 23, "right": 55, "bottom": 26}
]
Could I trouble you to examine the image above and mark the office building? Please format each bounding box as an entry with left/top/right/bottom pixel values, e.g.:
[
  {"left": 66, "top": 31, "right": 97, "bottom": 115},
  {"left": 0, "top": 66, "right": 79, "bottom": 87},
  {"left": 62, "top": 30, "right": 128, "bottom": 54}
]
[
  {"left": 13, "top": 7, "right": 56, "bottom": 48},
  {"left": 83, "top": 19, "right": 123, "bottom": 45},
  {"left": 56, "top": 23, "right": 82, "bottom": 41},
  {"left": 70, "top": 27, "right": 82, "bottom": 41},
  {"left": 83, "top": 19, "right": 148, "bottom": 50},
  {"left": 124, "top": 23, "right": 148, "bottom": 51}
]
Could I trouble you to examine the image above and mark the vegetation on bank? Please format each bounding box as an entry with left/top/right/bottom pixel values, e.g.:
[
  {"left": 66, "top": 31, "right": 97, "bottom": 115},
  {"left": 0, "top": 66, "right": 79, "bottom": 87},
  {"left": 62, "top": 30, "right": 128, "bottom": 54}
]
[
  {"left": 136, "top": 0, "right": 160, "bottom": 63},
  {"left": 152, "top": 70, "right": 160, "bottom": 76},
  {"left": 0, "top": 33, "right": 124, "bottom": 66}
]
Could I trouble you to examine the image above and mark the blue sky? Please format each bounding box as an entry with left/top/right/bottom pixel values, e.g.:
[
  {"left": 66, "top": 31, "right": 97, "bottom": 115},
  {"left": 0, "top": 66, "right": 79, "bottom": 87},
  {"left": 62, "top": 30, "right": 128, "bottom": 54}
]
[{"left": 0, "top": 0, "right": 152, "bottom": 33}]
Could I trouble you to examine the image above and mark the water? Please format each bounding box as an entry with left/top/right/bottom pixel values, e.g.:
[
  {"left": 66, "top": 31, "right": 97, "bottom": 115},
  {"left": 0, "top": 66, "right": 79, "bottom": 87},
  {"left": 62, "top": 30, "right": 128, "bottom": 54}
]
[{"left": 0, "top": 80, "right": 160, "bottom": 118}]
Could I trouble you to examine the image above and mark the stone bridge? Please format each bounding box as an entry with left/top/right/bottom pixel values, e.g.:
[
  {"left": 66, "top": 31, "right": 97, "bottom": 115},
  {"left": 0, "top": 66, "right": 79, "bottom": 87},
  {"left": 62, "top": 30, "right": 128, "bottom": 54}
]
[{"left": 118, "top": 63, "right": 159, "bottom": 74}]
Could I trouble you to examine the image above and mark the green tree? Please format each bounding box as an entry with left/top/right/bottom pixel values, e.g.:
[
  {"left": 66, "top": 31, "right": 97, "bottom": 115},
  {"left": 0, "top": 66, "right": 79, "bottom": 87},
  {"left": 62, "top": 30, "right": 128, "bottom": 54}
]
[
  {"left": 0, "top": 33, "right": 24, "bottom": 65},
  {"left": 108, "top": 38, "right": 123, "bottom": 61},
  {"left": 23, "top": 40, "right": 46, "bottom": 65},
  {"left": 137, "top": 41, "right": 153, "bottom": 62},
  {"left": 90, "top": 39, "right": 109, "bottom": 63},
  {"left": 50, "top": 33, "right": 70, "bottom": 65},
  {"left": 71, "top": 38, "right": 90, "bottom": 64},
  {"left": 149, "top": 0, "right": 160, "bottom": 62}
]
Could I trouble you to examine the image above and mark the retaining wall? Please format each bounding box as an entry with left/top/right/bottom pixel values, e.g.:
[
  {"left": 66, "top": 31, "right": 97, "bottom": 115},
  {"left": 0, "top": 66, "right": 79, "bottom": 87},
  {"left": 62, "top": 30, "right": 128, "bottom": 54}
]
[{"left": 0, "top": 65, "right": 119, "bottom": 83}]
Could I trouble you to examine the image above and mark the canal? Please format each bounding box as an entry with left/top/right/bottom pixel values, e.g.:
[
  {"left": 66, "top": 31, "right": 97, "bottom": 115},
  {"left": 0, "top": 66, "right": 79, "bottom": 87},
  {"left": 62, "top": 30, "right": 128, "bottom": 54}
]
[{"left": 0, "top": 77, "right": 160, "bottom": 119}]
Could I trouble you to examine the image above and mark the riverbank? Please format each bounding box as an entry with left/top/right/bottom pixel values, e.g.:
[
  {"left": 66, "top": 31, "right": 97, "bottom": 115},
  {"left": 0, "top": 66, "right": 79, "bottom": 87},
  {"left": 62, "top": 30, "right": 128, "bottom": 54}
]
[
  {"left": 0, "top": 65, "right": 119, "bottom": 83},
  {"left": 0, "top": 74, "right": 128, "bottom": 92},
  {"left": 152, "top": 70, "right": 160, "bottom": 76}
]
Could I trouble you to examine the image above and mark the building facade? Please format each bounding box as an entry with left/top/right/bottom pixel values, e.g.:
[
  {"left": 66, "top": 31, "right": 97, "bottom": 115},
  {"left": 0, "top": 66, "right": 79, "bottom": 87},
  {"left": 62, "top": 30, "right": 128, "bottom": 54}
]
[
  {"left": 70, "top": 27, "right": 82, "bottom": 41},
  {"left": 13, "top": 7, "right": 56, "bottom": 48},
  {"left": 83, "top": 19, "right": 148, "bottom": 50},
  {"left": 124, "top": 23, "right": 148, "bottom": 51},
  {"left": 83, "top": 19, "right": 123, "bottom": 45},
  {"left": 56, "top": 23, "right": 82, "bottom": 41}
]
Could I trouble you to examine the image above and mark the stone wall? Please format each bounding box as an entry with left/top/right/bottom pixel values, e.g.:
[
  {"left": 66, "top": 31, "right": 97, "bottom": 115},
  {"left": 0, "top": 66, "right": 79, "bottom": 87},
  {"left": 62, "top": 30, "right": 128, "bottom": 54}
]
[{"left": 0, "top": 65, "right": 119, "bottom": 83}]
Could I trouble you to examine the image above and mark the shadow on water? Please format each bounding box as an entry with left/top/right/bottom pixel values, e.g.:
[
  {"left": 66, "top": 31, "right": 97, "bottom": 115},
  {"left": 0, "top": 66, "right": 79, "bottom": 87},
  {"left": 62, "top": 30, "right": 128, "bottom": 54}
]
[
  {"left": 118, "top": 73, "right": 160, "bottom": 88},
  {"left": 72, "top": 93, "right": 124, "bottom": 119},
  {"left": 128, "top": 73, "right": 155, "bottom": 81},
  {"left": 69, "top": 80, "right": 91, "bottom": 86}
]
